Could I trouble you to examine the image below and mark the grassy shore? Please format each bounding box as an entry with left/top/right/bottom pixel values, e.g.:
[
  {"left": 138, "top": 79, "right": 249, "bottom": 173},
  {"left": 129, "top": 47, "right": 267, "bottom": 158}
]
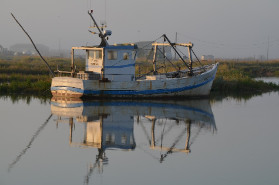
[
  {"left": 0, "top": 57, "right": 279, "bottom": 97},
  {"left": 211, "top": 60, "right": 279, "bottom": 97},
  {"left": 0, "top": 56, "right": 84, "bottom": 96}
]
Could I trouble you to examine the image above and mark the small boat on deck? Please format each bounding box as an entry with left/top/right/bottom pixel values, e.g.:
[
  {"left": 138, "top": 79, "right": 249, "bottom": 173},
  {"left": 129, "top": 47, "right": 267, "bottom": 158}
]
[{"left": 51, "top": 11, "right": 218, "bottom": 98}]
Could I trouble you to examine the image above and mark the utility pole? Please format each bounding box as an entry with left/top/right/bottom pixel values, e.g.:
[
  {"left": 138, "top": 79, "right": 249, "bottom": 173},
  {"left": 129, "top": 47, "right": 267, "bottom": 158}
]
[{"left": 267, "top": 35, "right": 269, "bottom": 61}]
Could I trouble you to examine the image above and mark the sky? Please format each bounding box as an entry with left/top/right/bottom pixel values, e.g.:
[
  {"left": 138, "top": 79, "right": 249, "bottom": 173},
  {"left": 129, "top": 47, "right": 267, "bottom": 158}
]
[{"left": 1, "top": 0, "right": 279, "bottom": 59}]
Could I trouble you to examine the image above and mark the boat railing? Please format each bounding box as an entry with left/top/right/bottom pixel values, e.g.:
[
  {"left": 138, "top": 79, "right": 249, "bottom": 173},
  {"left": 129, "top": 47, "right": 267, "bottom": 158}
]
[
  {"left": 55, "top": 70, "right": 74, "bottom": 77},
  {"left": 136, "top": 63, "right": 216, "bottom": 80},
  {"left": 54, "top": 70, "right": 101, "bottom": 80},
  {"left": 76, "top": 71, "right": 101, "bottom": 80}
]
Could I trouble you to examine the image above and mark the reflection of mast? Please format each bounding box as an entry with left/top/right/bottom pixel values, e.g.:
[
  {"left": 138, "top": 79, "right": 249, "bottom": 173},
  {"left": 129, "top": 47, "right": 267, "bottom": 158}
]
[
  {"left": 83, "top": 115, "right": 107, "bottom": 185},
  {"left": 84, "top": 148, "right": 108, "bottom": 185},
  {"left": 55, "top": 112, "right": 135, "bottom": 184},
  {"left": 8, "top": 114, "right": 53, "bottom": 172}
]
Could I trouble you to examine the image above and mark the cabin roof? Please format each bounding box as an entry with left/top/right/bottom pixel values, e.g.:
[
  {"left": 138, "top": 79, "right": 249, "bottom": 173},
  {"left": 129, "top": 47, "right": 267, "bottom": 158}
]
[
  {"left": 75, "top": 44, "right": 138, "bottom": 50},
  {"left": 105, "top": 44, "right": 137, "bottom": 50}
]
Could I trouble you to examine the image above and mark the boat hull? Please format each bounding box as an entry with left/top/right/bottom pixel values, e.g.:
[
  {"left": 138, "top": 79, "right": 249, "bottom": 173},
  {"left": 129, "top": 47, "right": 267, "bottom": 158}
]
[{"left": 51, "top": 63, "right": 218, "bottom": 98}]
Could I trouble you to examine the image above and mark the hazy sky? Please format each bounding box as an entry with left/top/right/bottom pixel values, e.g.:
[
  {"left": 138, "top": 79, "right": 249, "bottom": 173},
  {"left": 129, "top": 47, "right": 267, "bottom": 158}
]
[{"left": 1, "top": 0, "right": 279, "bottom": 59}]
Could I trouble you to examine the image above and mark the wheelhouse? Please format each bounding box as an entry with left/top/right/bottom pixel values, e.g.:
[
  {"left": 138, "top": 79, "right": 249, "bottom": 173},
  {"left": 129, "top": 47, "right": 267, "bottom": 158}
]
[{"left": 70, "top": 44, "right": 137, "bottom": 82}]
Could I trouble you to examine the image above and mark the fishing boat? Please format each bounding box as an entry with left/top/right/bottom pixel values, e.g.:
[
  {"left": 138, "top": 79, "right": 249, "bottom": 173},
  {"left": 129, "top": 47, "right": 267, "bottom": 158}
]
[{"left": 51, "top": 11, "right": 218, "bottom": 98}]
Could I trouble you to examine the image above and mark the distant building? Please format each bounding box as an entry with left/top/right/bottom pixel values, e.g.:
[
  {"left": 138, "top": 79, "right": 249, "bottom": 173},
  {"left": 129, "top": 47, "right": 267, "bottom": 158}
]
[
  {"left": 10, "top": 43, "right": 50, "bottom": 56},
  {"left": 0, "top": 45, "right": 14, "bottom": 58},
  {"left": 201, "top": 55, "right": 214, "bottom": 61}
]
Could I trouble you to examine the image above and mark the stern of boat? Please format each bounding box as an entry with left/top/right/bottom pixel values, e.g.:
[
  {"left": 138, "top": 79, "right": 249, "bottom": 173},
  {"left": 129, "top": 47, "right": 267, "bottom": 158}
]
[{"left": 51, "top": 77, "right": 85, "bottom": 98}]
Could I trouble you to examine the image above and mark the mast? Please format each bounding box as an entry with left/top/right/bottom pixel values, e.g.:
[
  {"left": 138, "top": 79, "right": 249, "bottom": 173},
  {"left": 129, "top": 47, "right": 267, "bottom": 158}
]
[
  {"left": 88, "top": 10, "right": 108, "bottom": 47},
  {"left": 188, "top": 46, "right": 193, "bottom": 76}
]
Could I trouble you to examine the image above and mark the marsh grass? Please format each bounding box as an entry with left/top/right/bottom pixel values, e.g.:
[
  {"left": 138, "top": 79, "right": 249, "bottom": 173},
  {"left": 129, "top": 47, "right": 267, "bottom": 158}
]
[
  {"left": 211, "top": 60, "right": 279, "bottom": 96},
  {"left": 0, "top": 56, "right": 84, "bottom": 95},
  {"left": 1, "top": 57, "right": 279, "bottom": 96}
]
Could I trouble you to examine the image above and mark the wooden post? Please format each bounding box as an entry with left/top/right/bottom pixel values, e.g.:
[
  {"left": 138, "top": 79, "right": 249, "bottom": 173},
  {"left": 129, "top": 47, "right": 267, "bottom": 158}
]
[
  {"left": 188, "top": 46, "right": 193, "bottom": 76},
  {"left": 71, "top": 48, "right": 75, "bottom": 77},
  {"left": 185, "top": 120, "right": 191, "bottom": 152},
  {"left": 69, "top": 118, "right": 73, "bottom": 144},
  {"left": 151, "top": 119, "right": 156, "bottom": 148},
  {"left": 152, "top": 45, "right": 158, "bottom": 75}
]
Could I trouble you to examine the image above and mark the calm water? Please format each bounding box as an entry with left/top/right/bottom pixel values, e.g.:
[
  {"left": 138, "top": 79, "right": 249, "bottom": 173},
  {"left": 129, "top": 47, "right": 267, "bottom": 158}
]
[
  {"left": 1, "top": 91, "right": 279, "bottom": 185},
  {"left": 255, "top": 77, "right": 279, "bottom": 84}
]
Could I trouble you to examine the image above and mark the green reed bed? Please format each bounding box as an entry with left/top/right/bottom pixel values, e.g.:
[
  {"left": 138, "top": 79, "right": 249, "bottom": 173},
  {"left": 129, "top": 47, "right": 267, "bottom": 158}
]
[
  {"left": 0, "top": 56, "right": 84, "bottom": 95},
  {"left": 211, "top": 60, "right": 279, "bottom": 97},
  {"left": 1, "top": 57, "right": 279, "bottom": 96}
]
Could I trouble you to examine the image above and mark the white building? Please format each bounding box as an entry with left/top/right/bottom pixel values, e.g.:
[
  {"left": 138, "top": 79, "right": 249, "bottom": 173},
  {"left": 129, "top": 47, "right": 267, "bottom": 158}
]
[{"left": 201, "top": 55, "right": 214, "bottom": 61}]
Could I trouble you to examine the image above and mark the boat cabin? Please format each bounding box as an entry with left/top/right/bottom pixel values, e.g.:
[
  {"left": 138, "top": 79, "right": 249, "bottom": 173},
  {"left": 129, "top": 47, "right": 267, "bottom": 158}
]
[{"left": 71, "top": 44, "right": 137, "bottom": 82}]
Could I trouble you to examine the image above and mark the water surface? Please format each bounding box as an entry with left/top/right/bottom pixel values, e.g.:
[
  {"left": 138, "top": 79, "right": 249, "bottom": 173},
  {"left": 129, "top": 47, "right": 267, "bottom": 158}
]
[{"left": 0, "top": 91, "right": 279, "bottom": 185}]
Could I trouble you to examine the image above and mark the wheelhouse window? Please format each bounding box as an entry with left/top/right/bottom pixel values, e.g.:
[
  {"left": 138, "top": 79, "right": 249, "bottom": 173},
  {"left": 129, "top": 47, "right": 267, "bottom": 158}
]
[
  {"left": 107, "top": 50, "right": 118, "bottom": 60},
  {"left": 123, "top": 52, "right": 129, "bottom": 60},
  {"left": 88, "top": 50, "right": 102, "bottom": 59},
  {"left": 94, "top": 50, "right": 102, "bottom": 59}
]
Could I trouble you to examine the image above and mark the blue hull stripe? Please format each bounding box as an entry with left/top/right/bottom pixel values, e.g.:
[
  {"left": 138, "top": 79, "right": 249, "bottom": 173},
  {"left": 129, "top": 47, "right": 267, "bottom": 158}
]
[
  {"left": 51, "top": 75, "right": 215, "bottom": 95},
  {"left": 86, "top": 64, "right": 135, "bottom": 69},
  {"left": 51, "top": 101, "right": 214, "bottom": 118},
  {"left": 105, "top": 63, "right": 135, "bottom": 69}
]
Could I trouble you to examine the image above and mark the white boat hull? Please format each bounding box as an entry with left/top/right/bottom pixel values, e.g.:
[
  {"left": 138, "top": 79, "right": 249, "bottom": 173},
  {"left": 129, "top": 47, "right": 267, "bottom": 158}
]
[{"left": 51, "top": 63, "right": 218, "bottom": 98}]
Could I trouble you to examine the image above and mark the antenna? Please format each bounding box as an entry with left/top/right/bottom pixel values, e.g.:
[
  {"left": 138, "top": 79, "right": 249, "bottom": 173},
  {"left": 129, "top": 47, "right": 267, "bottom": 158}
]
[{"left": 105, "top": 0, "right": 107, "bottom": 23}]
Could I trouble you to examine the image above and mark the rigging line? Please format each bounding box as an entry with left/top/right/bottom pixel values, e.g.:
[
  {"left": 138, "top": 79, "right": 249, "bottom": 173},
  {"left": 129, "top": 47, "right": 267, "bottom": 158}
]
[
  {"left": 189, "top": 123, "right": 204, "bottom": 147},
  {"left": 136, "top": 65, "right": 166, "bottom": 79},
  {"left": 155, "top": 123, "right": 176, "bottom": 144},
  {"left": 177, "top": 32, "right": 279, "bottom": 49},
  {"left": 162, "top": 34, "right": 190, "bottom": 71},
  {"left": 162, "top": 40, "right": 167, "bottom": 73},
  {"left": 160, "top": 120, "right": 167, "bottom": 148},
  {"left": 138, "top": 35, "right": 164, "bottom": 50},
  {"left": 160, "top": 127, "right": 187, "bottom": 162},
  {"left": 172, "top": 44, "right": 193, "bottom": 61},
  {"left": 145, "top": 47, "right": 154, "bottom": 60},
  {"left": 156, "top": 47, "right": 180, "bottom": 71},
  {"left": 191, "top": 49, "right": 206, "bottom": 72},
  {"left": 8, "top": 114, "right": 53, "bottom": 172},
  {"left": 189, "top": 124, "right": 207, "bottom": 147},
  {"left": 137, "top": 145, "right": 160, "bottom": 161},
  {"left": 139, "top": 120, "right": 151, "bottom": 145}
]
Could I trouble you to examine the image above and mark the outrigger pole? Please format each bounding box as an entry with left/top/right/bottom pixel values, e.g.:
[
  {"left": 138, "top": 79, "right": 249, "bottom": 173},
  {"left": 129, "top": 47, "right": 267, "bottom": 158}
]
[
  {"left": 162, "top": 34, "right": 193, "bottom": 76},
  {"left": 11, "top": 13, "right": 55, "bottom": 77}
]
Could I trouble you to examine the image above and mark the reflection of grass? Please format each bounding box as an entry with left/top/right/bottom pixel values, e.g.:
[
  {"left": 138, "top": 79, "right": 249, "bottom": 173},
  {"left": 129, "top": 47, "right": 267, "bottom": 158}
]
[
  {"left": 1, "top": 57, "right": 279, "bottom": 97},
  {"left": 0, "top": 94, "right": 50, "bottom": 104}
]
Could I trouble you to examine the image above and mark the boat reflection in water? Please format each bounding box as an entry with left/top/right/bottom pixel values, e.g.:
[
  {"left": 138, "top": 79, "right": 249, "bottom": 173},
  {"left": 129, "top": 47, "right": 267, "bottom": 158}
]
[{"left": 51, "top": 98, "right": 216, "bottom": 183}]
